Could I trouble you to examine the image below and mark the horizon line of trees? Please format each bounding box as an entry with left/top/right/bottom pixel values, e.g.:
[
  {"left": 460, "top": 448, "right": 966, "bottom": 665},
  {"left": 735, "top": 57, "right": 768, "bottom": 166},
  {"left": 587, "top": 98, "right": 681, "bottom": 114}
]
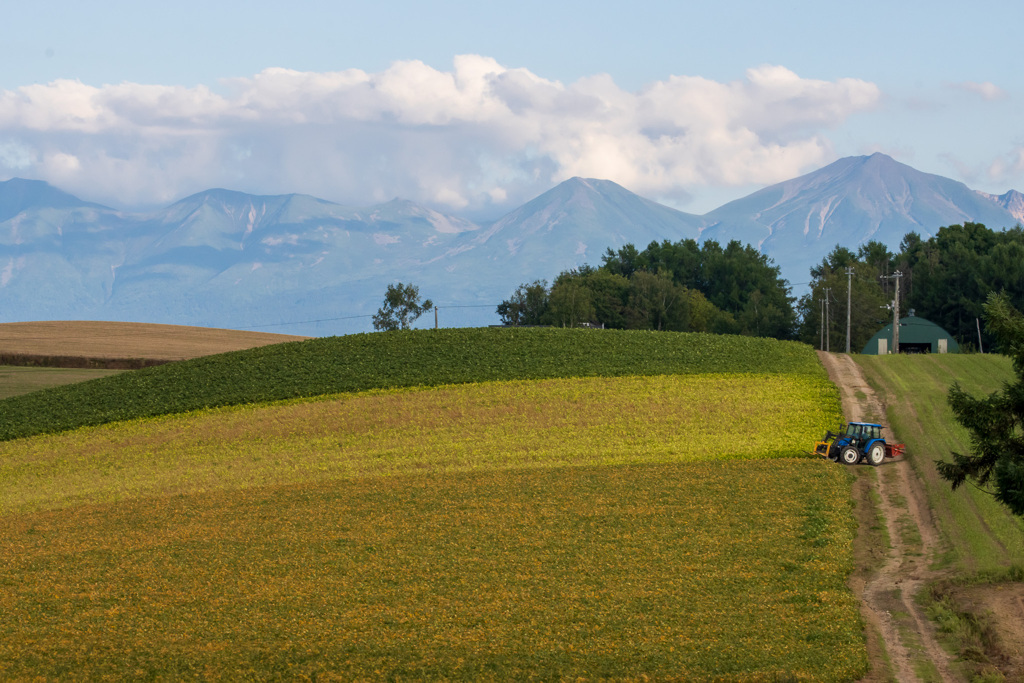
[
  {"left": 497, "top": 239, "right": 795, "bottom": 339},
  {"left": 800, "top": 222, "right": 1024, "bottom": 353},
  {"left": 497, "top": 222, "right": 1024, "bottom": 351}
]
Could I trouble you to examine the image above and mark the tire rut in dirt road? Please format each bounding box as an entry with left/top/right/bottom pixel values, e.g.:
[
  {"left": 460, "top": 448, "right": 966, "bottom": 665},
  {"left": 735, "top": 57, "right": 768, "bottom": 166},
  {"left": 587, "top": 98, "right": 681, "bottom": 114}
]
[{"left": 817, "top": 351, "right": 955, "bottom": 683}]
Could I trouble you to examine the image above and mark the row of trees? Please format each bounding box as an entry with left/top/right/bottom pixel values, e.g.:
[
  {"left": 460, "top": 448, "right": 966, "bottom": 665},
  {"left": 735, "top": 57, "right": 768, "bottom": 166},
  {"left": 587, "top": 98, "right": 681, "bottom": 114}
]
[
  {"left": 380, "top": 222, "right": 1024, "bottom": 352},
  {"left": 801, "top": 223, "right": 1024, "bottom": 352},
  {"left": 497, "top": 239, "right": 796, "bottom": 339}
]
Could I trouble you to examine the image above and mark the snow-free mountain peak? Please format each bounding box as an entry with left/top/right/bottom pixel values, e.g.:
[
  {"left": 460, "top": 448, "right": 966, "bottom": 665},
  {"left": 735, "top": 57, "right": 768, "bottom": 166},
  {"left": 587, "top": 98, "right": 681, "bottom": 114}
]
[
  {"left": 462, "top": 177, "right": 703, "bottom": 277},
  {"left": 0, "top": 177, "right": 112, "bottom": 223},
  {"left": 702, "top": 153, "right": 1020, "bottom": 283},
  {"left": 482, "top": 177, "right": 702, "bottom": 241},
  {"left": 366, "top": 198, "right": 480, "bottom": 235},
  {"left": 978, "top": 188, "right": 1024, "bottom": 223}
]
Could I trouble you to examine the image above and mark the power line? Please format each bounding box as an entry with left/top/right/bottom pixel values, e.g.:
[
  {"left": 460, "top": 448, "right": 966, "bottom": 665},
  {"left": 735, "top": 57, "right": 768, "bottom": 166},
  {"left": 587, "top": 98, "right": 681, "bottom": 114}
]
[
  {"left": 243, "top": 302, "right": 502, "bottom": 330},
  {"left": 436, "top": 304, "right": 498, "bottom": 309},
  {"left": 243, "top": 314, "right": 374, "bottom": 330}
]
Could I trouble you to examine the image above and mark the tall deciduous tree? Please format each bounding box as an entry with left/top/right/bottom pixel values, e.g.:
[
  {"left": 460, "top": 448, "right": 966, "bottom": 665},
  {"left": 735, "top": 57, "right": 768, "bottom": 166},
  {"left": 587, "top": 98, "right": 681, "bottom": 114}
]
[
  {"left": 372, "top": 282, "right": 433, "bottom": 331},
  {"left": 547, "top": 275, "right": 596, "bottom": 328},
  {"left": 496, "top": 280, "right": 549, "bottom": 326},
  {"left": 625, "top": 270, "right": 688, "bottom": 331},
  {"left": 937, "top": 293, "right": 1024, "bottom": 513}
]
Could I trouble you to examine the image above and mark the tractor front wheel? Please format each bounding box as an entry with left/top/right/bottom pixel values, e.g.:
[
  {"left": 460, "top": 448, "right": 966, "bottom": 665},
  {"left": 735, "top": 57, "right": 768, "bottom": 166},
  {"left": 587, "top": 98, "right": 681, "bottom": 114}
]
[
  {"left": 840, "top": 446, "right": 861, "bottom": 465},
  {"left": 867, "top": 443, "right": 886, "bottom": 466}
]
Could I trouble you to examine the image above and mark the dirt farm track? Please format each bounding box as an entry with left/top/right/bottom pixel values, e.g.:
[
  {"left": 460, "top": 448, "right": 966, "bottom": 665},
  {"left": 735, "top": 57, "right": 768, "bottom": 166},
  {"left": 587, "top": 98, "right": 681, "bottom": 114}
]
[{"left": 821, "top": 351, "right": 1024, "bottom": 682}]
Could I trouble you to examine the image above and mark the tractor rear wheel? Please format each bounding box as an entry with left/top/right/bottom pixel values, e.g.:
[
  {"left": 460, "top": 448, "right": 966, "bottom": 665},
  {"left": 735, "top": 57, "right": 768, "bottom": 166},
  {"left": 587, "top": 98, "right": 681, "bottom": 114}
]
[
  {"left": 867, "top": 443, "right": 885, "bottom": 466},
  {"left": 840, "top": 446, "right": 861, "bottom": 465}
]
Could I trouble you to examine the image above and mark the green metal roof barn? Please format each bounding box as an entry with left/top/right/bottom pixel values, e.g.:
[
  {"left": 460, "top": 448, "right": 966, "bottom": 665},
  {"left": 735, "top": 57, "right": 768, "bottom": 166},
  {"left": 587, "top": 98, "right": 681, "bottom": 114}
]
[{"left": 861, "top": 311, "right": 960, "bottom": 355}]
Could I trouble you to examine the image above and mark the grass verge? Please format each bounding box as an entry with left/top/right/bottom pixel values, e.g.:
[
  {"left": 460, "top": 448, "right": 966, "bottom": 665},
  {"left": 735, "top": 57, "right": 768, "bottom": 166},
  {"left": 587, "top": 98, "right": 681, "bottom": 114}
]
[{"left": 854, "top": 353, "right": 1024, "bottom": 574}]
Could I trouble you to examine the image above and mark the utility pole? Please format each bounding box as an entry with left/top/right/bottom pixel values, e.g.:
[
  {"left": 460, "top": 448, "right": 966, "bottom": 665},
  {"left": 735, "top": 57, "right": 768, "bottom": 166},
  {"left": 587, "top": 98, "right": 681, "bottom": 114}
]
[
  {"left": 435, "top": 305, "right": 439, "bottom": 330},
  {"left": 824, "top": 287, "right": 831, "bottom": 352},
  {"left": 881, "top": 271, "right": 903, "bottom": 354},
  {"left": 892, "top": 271, "right": 901, "bottom": 353},
  {"left": 820, "top": 296, "right": 825, "bottom": 351},
  {"left": 846, "top": 267, "right": 854, "bottom": 354}
]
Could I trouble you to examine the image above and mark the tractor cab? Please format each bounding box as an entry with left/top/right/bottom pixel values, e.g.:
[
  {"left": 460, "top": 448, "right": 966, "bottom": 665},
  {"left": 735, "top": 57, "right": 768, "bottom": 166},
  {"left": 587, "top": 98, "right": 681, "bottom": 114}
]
[
  {"left": 844, "top": 422, "right": 882, "bottom": 445},
  {"left": 812, "top": 422, "right": 904, "bottom": 466}
]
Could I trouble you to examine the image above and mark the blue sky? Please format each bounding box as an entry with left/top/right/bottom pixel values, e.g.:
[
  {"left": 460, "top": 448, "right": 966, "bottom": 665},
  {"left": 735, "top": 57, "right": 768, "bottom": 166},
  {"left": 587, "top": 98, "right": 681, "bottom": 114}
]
[{"left": 2, "top": 0, "right": 1021, "bottom": 216}]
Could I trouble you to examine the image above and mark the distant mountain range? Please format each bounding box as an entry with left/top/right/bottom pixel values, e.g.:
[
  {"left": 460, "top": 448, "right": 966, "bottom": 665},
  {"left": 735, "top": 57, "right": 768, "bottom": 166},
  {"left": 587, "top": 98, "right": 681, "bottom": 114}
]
[{"left": 1, "top": 153, "right": 1020, "bottom": 335}]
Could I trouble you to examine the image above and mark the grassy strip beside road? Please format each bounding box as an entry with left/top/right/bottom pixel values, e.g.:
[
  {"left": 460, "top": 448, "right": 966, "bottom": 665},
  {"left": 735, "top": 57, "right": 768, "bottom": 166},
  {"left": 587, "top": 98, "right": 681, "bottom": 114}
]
[
  {"left": 0, "top": 460, "right": 866, "bottom": 681},
  {"left": 0, "top": 327, "right": 824, "bottom": 442},
  {"left": 0, "top": 373, "right": 840, "bottom": 514},
  {"left": 855, "top": 353, "right": 1024, "bottom": 573}
]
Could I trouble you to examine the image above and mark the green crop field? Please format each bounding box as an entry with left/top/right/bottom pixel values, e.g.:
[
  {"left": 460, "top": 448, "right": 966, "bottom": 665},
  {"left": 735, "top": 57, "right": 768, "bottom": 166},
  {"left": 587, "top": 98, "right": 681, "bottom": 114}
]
[
  {"left": 855, "top": 353, "right": 1024, "bottom": 574},
  {"left": 0, "top": 327, "right": 824, "bottom": 441},
  {"left": 0, "top": 329, "right": 866, "bottom": 681}
]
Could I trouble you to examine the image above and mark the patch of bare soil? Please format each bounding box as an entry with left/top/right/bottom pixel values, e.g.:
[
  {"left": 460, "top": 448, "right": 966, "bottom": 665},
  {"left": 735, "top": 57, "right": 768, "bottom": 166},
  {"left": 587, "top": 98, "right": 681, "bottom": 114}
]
[
  {"left": 818, "top": 351, "right": 956, "bottom": 683},
  {"left": 0, "top": 321, "right": 309, "bottom": 365}
]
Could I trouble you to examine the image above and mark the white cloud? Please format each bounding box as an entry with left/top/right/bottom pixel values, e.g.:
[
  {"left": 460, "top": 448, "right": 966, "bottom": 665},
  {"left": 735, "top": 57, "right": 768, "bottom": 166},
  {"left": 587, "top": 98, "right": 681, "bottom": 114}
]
[
  {"left": 0, "top": 79, "right": 114, "bottom": 131},
  {"left": 987, "top": 147, "right": 1024, "bottom": 182},
  {"left": 0, "top": 57, "right": 881, "bottom": 211},
  {"left": 948, "top": 81, "right": 1007, "bottom": 101},
  {"left": 45, "top": 151, "right": 81, "bottom": 175}
]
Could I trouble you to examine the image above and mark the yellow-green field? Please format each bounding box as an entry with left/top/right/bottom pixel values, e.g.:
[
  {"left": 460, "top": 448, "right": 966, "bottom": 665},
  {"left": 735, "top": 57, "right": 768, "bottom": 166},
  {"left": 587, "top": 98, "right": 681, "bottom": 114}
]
[
  {"left": 0, "top": 461, "right": 862, "bottom": 681},
  {"left": 0, "top": 370, "right": 864, "bottom": 680},
  {"left": 2, "top": 373, "right": 838, "bottom": 514}
]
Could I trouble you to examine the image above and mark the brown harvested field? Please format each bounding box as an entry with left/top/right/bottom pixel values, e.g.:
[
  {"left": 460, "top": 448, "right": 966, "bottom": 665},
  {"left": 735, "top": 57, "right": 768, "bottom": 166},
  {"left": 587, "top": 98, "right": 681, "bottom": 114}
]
[
  {"left": 0, "top": 366, "right": 125, "bottom": 400},
  {"left": 0, "top": 321, "right": 310, "bottom": 365}
]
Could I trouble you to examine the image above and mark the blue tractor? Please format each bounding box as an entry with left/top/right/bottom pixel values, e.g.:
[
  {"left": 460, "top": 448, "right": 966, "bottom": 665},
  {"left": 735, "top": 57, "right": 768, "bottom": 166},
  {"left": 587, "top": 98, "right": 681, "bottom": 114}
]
[{"left": 813, "top": 422, "right": 904, "bottom": 466}]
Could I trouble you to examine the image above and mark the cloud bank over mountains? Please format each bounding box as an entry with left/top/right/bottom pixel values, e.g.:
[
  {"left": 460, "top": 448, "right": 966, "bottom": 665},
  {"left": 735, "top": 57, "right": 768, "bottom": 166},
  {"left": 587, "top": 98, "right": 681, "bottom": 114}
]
[{"left": 0, "top": 55, "right": 881, "bottom": 213}]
